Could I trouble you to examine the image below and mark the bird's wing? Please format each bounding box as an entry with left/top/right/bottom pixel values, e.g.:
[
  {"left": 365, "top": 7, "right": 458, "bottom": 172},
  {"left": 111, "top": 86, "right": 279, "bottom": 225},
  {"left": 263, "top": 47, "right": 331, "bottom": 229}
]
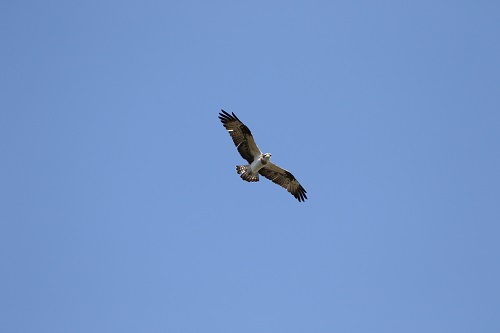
[
  {"left": 259, "top": 162, "right": 307, "bottom": 202},
  {"left": 219, "top": 110, "right": 261, "bottom": 163}
]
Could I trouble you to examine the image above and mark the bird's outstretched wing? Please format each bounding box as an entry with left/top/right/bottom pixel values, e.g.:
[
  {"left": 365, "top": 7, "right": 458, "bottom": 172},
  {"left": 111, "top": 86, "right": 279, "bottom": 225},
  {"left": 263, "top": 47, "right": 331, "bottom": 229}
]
[
  {"left": 219, "top": 110, "right": 261, "bottom": 163},
  {"left": 259, "top": 162, "right": 307, "bottom": 202}
]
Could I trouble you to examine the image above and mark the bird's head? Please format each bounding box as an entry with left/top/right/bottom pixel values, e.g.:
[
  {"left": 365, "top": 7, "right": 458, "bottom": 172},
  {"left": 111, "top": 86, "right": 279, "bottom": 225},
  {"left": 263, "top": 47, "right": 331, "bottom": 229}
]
[{"left": 262, "top": 153, "right": 272, "bottom": 162}]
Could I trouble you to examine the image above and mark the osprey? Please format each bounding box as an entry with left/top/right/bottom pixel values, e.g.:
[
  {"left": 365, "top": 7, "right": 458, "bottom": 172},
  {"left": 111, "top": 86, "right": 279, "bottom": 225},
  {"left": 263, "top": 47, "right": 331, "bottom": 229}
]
[{"left": 219, "top": 110, "right": 307, "bottom": 202}]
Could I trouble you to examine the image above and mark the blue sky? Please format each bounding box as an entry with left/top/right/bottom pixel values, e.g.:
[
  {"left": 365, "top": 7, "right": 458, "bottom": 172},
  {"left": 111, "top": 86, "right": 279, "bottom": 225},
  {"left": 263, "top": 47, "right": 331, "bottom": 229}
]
[{"left": 1, "top": 1, "right": 499, "bottom": 332}]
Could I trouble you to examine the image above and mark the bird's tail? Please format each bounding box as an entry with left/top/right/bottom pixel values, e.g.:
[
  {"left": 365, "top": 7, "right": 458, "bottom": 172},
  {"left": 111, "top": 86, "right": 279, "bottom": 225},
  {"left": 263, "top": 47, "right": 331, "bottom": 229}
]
[{"left": 236, "top": 165, "right": 259, "bottom": 182}]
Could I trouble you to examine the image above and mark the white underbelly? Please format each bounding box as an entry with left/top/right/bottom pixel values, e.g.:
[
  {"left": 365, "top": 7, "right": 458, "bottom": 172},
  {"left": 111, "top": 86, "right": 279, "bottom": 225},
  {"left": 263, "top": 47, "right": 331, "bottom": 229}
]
[{"left": 250, "top": 158, "right": 265, "bottom": 173}]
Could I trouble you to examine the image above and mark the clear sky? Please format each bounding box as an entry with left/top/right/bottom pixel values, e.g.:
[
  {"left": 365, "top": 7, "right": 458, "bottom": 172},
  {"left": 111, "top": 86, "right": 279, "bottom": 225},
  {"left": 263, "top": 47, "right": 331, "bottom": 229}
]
[{"left": 1, "top": 1, "right": 499, "bottom": 332}]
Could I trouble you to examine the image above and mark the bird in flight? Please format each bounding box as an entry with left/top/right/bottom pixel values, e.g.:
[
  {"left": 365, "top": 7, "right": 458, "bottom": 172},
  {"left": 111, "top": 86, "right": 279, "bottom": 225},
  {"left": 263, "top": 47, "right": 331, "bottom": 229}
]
[{"left": 218, "top": 110, "right": 307, "bottom": 202}]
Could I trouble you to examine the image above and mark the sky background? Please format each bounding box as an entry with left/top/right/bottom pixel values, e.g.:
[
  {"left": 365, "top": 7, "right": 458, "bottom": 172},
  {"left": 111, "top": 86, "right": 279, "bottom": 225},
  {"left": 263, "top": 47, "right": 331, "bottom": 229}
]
[{"left": 1, "top": 1, "right": 499, "bottom": 332}]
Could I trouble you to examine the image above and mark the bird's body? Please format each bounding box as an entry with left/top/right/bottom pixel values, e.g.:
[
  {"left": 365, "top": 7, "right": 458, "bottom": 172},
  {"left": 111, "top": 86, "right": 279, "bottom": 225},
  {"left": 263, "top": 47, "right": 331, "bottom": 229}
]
[
  {"left": 236, "top": 153, "right": 271, "bottom": 182},
  {"left": 249, "top": 154, "right": 269, "bottom": 173},
  {"left": 218, "top": 110, "right": 307, "bottom": 202}
]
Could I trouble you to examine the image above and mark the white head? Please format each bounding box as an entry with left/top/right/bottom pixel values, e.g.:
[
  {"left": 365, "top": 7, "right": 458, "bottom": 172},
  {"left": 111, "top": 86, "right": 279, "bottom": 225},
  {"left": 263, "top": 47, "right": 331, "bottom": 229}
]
[{"left": 262, "top": 153, "right": 272, "bottom": 162}]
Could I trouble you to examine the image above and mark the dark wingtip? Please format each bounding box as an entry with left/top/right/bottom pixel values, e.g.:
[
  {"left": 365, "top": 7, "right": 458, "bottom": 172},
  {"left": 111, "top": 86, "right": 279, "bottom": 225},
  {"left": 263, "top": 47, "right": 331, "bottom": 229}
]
[
  {"left": 231, "top": 112, "right": 240, "bottom": 121},
  {"left": 218, "top": 110, "right": 242, "bottom": 125},
  {"left": 218, "top": 110, "right": 233, "bottom": 123},
  {"left": 294, "top": 186, "right": 308, "bottom": 202}
]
